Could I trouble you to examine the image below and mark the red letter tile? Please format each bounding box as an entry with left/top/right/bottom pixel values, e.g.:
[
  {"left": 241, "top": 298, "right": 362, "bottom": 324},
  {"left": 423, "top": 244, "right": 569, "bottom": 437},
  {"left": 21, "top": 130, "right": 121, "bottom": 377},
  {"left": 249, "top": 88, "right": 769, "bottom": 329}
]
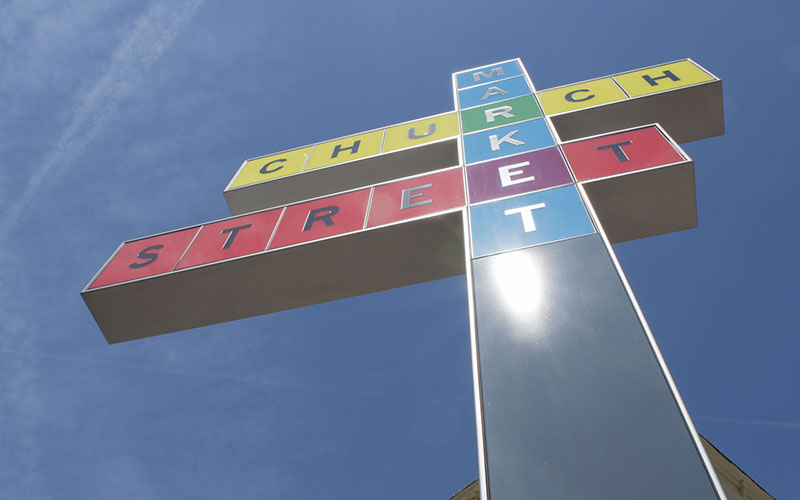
[
  {"left": 561, "top": 126, "right": 684, "bottom": 181},
  {"left": 90, "top": 228, "right": 199, "bottom": 288},
  {"left": 175, "top": 209, "right": 283, "bottom": 270},
  {"left": 269, "top": 189, "right": 371, "bottom": 249},
  {"left": 366, "top": 168, "right": 465, "bottom": 228}
]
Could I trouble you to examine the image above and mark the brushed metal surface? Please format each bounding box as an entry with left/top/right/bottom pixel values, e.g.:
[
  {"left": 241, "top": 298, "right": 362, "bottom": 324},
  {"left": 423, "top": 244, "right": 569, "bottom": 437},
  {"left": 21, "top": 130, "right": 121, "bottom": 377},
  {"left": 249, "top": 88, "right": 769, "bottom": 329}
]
[{"left": 582, "top": 161, "right": 697, "bottom": 243}]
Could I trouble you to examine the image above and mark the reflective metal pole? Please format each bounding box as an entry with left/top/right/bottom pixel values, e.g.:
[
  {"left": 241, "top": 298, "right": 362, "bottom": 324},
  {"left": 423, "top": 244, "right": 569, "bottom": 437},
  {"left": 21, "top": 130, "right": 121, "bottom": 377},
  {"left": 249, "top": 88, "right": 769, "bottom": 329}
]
[{"left": 454, "top": 60, "right": 726, "bottom": 500}]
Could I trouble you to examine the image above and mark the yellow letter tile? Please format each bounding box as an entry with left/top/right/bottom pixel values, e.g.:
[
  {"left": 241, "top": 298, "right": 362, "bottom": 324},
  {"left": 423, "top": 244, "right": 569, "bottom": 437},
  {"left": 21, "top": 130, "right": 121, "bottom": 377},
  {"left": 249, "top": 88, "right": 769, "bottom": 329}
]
[
  {"left": 536, "top": 78, "right": 628, "bottom": 116},
  {"left": 613, "top": 60, "right": 715, "bottom": 98}
]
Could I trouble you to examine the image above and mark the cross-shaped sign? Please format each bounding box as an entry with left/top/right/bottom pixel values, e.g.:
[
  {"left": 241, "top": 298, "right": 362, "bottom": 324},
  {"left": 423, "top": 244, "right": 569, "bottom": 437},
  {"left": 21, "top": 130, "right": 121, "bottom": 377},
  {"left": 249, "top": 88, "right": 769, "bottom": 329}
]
[{"left": 82, "top": 58, "right": 726, "bottom": 499}]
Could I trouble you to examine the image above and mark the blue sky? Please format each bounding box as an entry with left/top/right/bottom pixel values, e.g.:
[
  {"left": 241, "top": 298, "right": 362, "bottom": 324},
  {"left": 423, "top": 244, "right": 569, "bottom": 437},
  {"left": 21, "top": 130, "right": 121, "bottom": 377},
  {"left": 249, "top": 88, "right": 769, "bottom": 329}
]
[{"left": 1, "top": 0, "right": 798, "bottom": 498}]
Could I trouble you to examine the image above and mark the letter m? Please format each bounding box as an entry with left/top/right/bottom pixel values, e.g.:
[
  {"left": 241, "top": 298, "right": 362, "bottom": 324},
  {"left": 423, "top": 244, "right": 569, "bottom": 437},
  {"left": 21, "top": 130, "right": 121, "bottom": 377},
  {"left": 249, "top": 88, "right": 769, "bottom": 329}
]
[{"left": 473, "top": 67, "right": 504, "bottom": 82}]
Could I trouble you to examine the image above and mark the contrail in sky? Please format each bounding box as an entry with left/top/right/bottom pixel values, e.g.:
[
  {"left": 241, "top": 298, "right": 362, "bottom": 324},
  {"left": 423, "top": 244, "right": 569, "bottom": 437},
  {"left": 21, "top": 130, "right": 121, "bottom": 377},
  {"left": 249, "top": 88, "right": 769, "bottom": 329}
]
[
  {"left": 0, "top": 2, "right": 203, "bottom": 496},
  {"left": 0, "top": 0, "right": 204, "bottom": 242},
  {"left": 696, "top": 416, "right": 800, "bottom": 429}
]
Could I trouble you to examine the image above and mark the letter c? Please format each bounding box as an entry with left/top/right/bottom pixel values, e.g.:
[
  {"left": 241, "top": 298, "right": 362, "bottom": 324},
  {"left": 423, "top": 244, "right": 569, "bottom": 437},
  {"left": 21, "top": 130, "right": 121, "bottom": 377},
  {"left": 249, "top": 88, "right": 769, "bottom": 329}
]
[
  {"left": 260, "top": 159, "right": 286, "bottom": 174},
  {"left": 564, "top": 89, "right": 595, "bottom": 103}
]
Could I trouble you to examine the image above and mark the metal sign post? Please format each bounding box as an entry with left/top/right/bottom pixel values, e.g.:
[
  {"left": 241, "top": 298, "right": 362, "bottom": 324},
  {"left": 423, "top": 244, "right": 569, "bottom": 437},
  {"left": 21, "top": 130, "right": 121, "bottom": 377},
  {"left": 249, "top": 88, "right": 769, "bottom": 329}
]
[
  {"left": 453, "top": 60, "right": 725, "bottom": 499},
  {"left": 82, "top": 58, "right": 726, "bottom": 499}
]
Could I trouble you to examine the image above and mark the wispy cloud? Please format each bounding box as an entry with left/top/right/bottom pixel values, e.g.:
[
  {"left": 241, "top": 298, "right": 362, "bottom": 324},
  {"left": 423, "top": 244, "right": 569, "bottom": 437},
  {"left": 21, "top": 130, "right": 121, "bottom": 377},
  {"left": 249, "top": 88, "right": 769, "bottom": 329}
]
[
  {"left": 0, "top": 347, "right": 469, "bottom": 403},
  {"left": 0, "top": 0, "right": 204, "bottom": 242},
  {"left": 0, "top": 2, "right": 203, "bottom": 497}
]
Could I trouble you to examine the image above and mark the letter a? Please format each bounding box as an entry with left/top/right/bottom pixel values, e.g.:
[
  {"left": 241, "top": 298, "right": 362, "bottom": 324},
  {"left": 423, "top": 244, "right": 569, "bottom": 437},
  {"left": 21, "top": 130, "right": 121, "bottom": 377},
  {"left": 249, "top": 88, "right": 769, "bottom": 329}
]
[{"left": 482, "top": 86, "right": 509, "bottom": 101}]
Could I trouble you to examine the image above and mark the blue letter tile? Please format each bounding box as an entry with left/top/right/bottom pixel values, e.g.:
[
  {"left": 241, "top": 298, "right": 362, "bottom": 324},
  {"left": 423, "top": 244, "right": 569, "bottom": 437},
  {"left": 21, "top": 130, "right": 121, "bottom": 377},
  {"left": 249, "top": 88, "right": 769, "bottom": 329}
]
[{"left": 469, "top": 185, "right": 596, "bottom": 258}]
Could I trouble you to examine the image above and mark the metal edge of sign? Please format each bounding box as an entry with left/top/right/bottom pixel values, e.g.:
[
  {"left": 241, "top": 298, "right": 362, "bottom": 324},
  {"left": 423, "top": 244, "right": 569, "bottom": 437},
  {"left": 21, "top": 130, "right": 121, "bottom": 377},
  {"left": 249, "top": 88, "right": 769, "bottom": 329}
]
[
  {"left": 300, "top": 144, "right": 316, "bottom": 172},
  {"left": 452, "top": 64, "right": 490, "bottom": 500},
  {"left": 223, "top": 110, "right": 460, "bottom": 193},
  {"left": 377, "top": 128, "right": 387, "bottom": 161},
  {"left": 264, "top": 206, "right": 287, "bottom": 251},
  {"left": 576, "top": 183, "right": 729, "bottom": 500},
  {"left": 556, "top": 143, "right": 578, "bottom": 183},
  {"left": 611, "top": 75, "right": 631, "bottom": 99},
  {"left": 654, "top": 122, "right": 694, "bottom": 164},
  {"left": 82, "top": 165, "right": 467, "bottom": 294},
  {"left": 654, "top": 121, "right": 693, "bottom": 160},
  {"left": 687, "top": 58, "right": 720, "bottom": 81},
  {"left": 81, "top": 241, "right": 125, "bottom": 292},
  {"left": 461, "top": 207, "right": 489, "bottom": 500},
  {"left": 361, "top": 188, "right": 375, "bottom": 230},
  {"left": 224, "top": 158, "right": 250, "bottom": 191},
  {"left": 171, "top": 226, "right": 204, "bottom": 272}
]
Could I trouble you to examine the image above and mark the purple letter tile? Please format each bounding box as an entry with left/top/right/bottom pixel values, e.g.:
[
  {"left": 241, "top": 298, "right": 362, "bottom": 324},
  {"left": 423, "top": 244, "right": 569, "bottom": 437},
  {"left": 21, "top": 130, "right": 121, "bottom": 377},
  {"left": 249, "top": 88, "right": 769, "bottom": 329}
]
[{"left": 467, "top": 147, "right": 573, "bottom": 204}]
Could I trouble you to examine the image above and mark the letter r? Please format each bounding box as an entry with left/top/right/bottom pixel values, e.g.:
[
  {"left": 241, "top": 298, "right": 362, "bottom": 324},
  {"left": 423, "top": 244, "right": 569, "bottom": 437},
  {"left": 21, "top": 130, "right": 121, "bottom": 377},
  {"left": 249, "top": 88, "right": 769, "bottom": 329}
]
[{"left": 485, "top": 106, "right": 514, "bottom": 123}]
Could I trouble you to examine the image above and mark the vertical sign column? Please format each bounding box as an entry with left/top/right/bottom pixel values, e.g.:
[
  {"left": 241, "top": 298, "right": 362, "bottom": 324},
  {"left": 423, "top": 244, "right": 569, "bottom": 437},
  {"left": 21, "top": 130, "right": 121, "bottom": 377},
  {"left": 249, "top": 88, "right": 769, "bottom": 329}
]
[{"left": 453, "top": 61, "right": 724, "bottom": 500}]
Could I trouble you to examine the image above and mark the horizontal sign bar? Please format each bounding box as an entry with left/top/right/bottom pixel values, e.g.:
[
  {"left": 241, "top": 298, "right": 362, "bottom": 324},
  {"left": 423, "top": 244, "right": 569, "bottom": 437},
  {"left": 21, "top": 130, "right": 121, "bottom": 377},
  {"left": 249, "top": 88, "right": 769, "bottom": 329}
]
[
  {"left": 223, "top": 59, "right": 720, "bottom": 216},
  {"left": 90, "top": 167, "right": 465, "bottom": 291},
  {"left": 84, "top": 211, "right": 467, "bottom": 344}
]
